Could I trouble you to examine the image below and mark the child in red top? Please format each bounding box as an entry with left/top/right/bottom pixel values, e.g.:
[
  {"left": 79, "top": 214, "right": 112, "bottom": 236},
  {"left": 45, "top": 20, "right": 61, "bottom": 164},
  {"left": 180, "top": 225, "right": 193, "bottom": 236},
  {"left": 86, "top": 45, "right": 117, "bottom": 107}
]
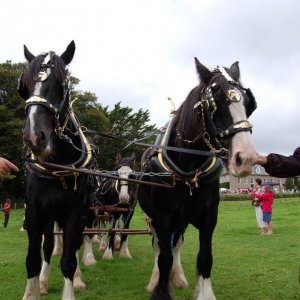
[
  {"left": 2, "top": 199, "right": 11, "bottom": 228},
  {"left": 251, "top": 185, "right": 274, "bottom": 235}
]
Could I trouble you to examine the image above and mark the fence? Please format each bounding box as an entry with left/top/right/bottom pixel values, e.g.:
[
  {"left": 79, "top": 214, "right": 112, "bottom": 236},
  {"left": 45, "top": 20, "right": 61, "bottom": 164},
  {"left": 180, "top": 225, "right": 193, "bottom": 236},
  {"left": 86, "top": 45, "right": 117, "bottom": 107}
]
[{"left": 0, "top": 202, "right": 25, "bottom": 210}]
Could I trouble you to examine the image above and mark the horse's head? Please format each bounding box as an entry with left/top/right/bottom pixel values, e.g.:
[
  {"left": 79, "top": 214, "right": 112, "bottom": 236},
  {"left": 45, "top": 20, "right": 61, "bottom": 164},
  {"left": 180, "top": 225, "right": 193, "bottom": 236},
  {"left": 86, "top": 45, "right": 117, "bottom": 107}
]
[
  {"left": 116, "top": 153, "right": 135, "bottom": 204},
  {"left": 19, "top": 41, "right": 75, "bottom": 157},
  {"left": 194, "top": 58, "right": 257, "bottom": 177}
]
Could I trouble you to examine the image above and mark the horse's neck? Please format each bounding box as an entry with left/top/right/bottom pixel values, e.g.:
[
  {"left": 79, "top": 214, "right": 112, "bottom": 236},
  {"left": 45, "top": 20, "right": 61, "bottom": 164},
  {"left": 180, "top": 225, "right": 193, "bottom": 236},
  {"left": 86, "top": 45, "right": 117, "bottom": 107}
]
[
  {"left": 48, "top": 119, "right": 80, "bottom": 165},
  {"left": 100, "top": 179, "right": 118, "bottom": 205},
  {"left": 167, "top": 124, "right": 208, "bottom": 171},
  {"left": 49, "top": 138, "right": 78, "bottom": 165}
]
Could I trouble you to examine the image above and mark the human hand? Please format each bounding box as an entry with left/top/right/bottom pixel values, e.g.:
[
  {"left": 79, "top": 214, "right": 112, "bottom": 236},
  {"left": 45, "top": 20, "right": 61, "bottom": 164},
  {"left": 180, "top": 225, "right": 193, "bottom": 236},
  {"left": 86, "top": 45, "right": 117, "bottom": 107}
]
[
  {"left": 256, "top": 155, "right": 267, "bottom": 166},
  {"left": 0, "top": 157, "right": 19, "bottom": 177}
]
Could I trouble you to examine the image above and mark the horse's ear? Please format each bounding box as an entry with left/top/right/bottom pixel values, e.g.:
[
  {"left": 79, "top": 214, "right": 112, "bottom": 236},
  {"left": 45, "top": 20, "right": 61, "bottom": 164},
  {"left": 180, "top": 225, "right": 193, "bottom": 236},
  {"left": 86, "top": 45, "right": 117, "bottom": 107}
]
[
  {"left": 194, "top": 57, "right": 213, "bottom": 84},
  {"left": 116, "top": 153, "right": 122, "bottom": 165},
  {"left": 230, "top": 61, "right": 240, "bottom": 80},
  {"left": 60, "top": 40, "right": 76, "bottom": 65},
  {"left": 24, "top": 45, "right": 35, "bottom": 62},
  {"left": 131, "top": 153, "right": 136, "bottom": 169}
]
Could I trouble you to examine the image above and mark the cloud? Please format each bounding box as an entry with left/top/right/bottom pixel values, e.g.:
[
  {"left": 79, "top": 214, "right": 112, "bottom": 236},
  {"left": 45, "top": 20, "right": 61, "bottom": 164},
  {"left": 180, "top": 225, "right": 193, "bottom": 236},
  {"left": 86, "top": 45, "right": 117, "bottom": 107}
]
[{"left": 1, "top": 0, "right": 299, "bottom": 156}]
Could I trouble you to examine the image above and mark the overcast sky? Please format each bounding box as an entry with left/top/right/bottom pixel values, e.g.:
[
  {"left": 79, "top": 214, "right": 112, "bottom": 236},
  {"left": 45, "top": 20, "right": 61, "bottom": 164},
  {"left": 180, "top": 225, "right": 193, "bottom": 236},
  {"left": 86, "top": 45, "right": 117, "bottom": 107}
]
[{"left": 1, "top": 0, "right": 299, "bottom": 156}]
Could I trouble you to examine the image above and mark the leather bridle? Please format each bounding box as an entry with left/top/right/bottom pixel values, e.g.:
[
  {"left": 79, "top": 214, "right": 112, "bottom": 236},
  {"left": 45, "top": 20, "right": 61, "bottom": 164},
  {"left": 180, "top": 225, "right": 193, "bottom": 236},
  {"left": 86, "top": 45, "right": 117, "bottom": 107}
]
[
  {"left": 23, "top": 51, "right": 71, "bottom": 140},
  {"left": 191, "top": 67, "right": 256, "bottom": 158}
]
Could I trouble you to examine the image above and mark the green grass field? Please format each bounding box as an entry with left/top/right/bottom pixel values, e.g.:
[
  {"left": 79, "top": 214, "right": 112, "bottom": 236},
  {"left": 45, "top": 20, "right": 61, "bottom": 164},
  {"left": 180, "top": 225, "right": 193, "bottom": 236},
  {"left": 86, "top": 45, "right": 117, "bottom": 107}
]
[{"left": 0, "top": 198, "right": 299, "bottom": 300}]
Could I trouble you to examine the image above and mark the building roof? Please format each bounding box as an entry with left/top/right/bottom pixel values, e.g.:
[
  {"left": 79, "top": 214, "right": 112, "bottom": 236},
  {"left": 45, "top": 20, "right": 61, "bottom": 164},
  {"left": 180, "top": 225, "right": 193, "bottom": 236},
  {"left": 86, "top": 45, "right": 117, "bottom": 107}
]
[{"left": 221, "top": 164, "right": 269, "bottom": 176}]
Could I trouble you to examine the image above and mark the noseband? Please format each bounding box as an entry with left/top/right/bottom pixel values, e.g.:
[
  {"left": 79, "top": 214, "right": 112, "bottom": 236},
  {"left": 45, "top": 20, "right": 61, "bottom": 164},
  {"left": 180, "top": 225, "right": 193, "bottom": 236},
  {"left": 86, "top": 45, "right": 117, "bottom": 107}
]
[
  {"left": 191, "top": 67, "right": 256, "bottom": 158},
  {"left": 115, "top": 164, "right": 134, "bottom": 196}
]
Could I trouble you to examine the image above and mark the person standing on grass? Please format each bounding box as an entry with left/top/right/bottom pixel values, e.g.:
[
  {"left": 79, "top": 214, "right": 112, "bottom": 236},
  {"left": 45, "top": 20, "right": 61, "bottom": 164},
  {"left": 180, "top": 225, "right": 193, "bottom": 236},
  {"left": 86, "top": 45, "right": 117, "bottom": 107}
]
[
  {"left": 251, "top": 185, "right": 274, "bottom": 235},
  {"left": 2, "top": 198, "right": 11, "bottom": 228},
  {"left": 251, "top": 178, "right": 267, "bottom": 235}
]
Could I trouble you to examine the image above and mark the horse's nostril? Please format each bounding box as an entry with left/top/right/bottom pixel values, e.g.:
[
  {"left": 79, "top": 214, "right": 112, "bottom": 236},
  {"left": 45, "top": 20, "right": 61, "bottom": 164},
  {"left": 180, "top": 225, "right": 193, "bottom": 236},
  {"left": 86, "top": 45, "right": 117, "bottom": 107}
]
[
  {"left": 235, "top": 152, "right": 243, "bottom": 167},
  {"left": 39, "top": 132, "right": 46, "bottom": 144}
]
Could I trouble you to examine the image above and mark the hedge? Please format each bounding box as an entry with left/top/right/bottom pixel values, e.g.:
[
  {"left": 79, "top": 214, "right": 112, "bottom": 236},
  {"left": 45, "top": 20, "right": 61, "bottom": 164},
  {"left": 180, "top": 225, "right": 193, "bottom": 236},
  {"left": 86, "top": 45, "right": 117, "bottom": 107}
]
[{"left": 220, "top": 192, "right": 300, "bottom": 201}]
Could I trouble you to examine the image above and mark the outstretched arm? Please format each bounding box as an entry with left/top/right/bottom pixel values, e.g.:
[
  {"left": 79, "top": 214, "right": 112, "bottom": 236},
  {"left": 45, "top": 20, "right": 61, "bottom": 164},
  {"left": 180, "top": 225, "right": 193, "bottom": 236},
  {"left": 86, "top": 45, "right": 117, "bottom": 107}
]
[{"left": 256, "top": 148, "right": 300, "bottom": 178}]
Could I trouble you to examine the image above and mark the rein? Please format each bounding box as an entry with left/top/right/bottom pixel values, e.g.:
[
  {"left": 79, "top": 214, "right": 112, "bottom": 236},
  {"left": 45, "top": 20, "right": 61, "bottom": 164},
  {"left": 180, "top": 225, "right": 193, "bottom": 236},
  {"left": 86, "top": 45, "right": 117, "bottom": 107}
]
[
  {"left": 25, "top": 158, "right": 174, "bottom": 189},
  {"left": 87, "top": 129, "right": 218, "bottom": 157}
]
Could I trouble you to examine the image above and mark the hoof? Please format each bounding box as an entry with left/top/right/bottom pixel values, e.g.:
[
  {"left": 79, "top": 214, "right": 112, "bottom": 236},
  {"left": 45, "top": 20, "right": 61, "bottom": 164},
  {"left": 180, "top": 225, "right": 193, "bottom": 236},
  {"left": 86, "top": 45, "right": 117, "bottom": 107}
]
[
  {"left": 99, "top": 243, "right": 107, "bottom": 252},
  {"left": 84, "top": 255, "right": 97, "bottom": 266},
  {"left": 92, "top": 235, "right": 100, "bottom": 244},
  {"left": 119, "top": 250, "right": 132, "bottom": 259},
  {"left": 102, "top": 248, "right": 113, "bottom": 260},
  {"left": 73, "top": 278, "right": 86, "bottom": 291}
]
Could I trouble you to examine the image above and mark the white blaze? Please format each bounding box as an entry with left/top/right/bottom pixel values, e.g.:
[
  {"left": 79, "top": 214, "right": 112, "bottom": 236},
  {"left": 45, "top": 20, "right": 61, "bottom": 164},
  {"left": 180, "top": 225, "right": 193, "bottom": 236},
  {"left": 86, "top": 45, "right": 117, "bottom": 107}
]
[{"left": 118, "top": 165, "right": 132, "bottom": 203}]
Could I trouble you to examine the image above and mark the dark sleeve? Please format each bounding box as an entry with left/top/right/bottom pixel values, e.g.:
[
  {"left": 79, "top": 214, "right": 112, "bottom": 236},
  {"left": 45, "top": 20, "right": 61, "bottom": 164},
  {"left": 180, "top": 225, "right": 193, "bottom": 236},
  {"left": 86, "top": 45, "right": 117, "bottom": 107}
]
[{"left": 264, "top": 147, "right": 300, "bottom": 177}]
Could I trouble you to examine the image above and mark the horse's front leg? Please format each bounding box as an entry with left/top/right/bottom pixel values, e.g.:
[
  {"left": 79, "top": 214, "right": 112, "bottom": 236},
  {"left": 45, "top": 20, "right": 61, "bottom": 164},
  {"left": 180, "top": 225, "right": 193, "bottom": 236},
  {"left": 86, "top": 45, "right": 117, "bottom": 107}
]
[
  {"left": 73, "top": 250, "right": 86, "bottom": 291},
  {"left": 98, "top": 218, "right": 108, "bottom": 252},
  {"left": 61, "top": 219, "right": 84, "bottom": 300},
  {"left": 194, "top": 207, "right": 218, "bottom": 300},
  {"left": 39, "top": 221, "right": 55, "bottom": 296},
  {"left": 52, "top": 222, "right": 63, "bottom": 256},
  {"left": 102, "top": 215, "right": 117, "bottom": 260},
  {"left": 119, "top": 212, "right": 133, "bottom": 258},
  {"left": 22, "top": 214, "right": 43, "bottom": 300},
  {"left": 82, "top": 210, "right": 96, "bottom": 266},
  {"left": 150, "top": 219, "right": 173, "bottom": 300},
  {"left": 169, "top": 229, "right": 188, "bottom": 289},
  {"left": 82, "top": 235, "right": 96, "bottom": 266}
]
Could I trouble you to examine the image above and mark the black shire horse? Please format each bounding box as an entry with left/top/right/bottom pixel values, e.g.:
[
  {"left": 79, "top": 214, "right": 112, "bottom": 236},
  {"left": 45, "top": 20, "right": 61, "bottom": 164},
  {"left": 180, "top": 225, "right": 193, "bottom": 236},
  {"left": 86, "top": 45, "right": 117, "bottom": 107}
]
[
  {"left": 138, "top": 58, "right": 257, "bottom": 300},
  {"left": 82, "top": 153, "right": 137, "bottom": 263},
  {"left": 19, "top": 41, "right": 94, "bottom": 300}
]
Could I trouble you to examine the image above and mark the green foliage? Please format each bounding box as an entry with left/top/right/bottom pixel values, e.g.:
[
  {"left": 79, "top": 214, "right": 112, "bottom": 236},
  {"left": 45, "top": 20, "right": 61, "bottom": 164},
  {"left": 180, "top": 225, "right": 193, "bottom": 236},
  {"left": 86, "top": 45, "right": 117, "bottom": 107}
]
[
  {"left": 285, "top": 177, "right": 294, "bottom": 190},
  {"left": 0, "top": 61, "right": 26, "bottom": 199},
  {"left": 220, "top": 181, "right": 230, "bottom": 189},
  {"left": 221, "top": 192, "right": 300, "bottom": 201},
  {"left": 221, "top": 193, "right": 252, "bottom": 201},
  {"left": 94, "top": 102, "right": 156, "bottom": 170},
  {"left": 294, "top": 177, "right": 300, "bottom": 191}
]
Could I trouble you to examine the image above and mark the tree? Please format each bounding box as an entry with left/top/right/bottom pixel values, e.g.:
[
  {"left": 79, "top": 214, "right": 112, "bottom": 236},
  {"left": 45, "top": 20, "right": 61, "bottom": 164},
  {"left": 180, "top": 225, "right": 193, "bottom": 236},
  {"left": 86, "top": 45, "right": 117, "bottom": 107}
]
[
  {"left": 0, "top": 61, "right": 26, "bottom": 200},
  {"left": 285, "top": 178, "right": 294, "bottom": 191},
  {"left": 93, "top": 102, "right": 156, "bottom": 170},
  {"left": 71, "top": 89, "right": 110, "bottom": 133}
]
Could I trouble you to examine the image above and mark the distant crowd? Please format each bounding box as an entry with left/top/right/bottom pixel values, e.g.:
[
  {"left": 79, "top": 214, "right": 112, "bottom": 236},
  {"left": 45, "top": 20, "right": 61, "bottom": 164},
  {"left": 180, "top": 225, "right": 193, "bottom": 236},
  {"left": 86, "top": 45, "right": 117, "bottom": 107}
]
[{"left": 219, "top": 186, "right": 296, "bottom": 195}]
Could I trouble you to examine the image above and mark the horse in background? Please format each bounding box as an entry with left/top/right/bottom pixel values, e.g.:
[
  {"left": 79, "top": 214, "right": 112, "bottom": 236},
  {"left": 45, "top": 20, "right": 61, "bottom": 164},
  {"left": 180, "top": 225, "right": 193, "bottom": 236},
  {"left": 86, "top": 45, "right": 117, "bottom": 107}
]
[
  {"left": 138, "top": 58, "right": 257, "bottom": 300},
  {"left": 19, "top": 41, "right": 95, "bottom": 300},
  {"left": 82, "top": 152, "right": 137, "bottom": 264}
]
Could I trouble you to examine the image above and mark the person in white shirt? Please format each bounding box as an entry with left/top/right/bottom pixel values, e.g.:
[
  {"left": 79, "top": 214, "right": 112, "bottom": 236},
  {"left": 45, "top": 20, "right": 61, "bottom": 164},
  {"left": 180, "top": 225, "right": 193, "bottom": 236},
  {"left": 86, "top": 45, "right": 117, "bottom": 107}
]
[{"left": 251, "top": 178, "right": 267, "bottom": 234}]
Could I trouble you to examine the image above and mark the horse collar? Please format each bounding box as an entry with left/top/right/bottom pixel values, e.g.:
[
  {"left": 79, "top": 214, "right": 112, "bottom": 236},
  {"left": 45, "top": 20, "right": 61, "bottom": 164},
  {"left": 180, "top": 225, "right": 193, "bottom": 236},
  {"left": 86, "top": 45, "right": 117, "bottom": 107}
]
[{"left": 150, "top": 119, "right": 223, "bottom": 185}]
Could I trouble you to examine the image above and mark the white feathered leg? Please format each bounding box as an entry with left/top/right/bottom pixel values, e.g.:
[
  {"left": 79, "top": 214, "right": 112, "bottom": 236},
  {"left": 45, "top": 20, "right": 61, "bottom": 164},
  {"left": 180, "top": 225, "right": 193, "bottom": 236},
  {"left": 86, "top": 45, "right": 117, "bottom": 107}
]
[
  {"left": 52, "top": 222, "right": 63, "bottom": 256},
  {"left": 62, "top": 278, "right": 75, "bottom": 300},
  {"left": 146, "top": 228, "right": 160, "bottom": 292},
  {"left": 39, "top": 260, "right": 50, "bottom": 295},
  {"left": 170, "top": 234, "right": 188, "bottom": 289},
  {"left": 82, "top": 236, "right": 96, "bottom": 266},
  {"left": 22, "top": 276, "right": 40, "bottom": 300},
  {"left": 194, "top": 276, "right": 216, "bottom": 300},
  {"left": 119, "top": 239, "right": 132, "bottom": 258},
  {"left": 73, "top": 251, "right": 86, "bottom": 291}
]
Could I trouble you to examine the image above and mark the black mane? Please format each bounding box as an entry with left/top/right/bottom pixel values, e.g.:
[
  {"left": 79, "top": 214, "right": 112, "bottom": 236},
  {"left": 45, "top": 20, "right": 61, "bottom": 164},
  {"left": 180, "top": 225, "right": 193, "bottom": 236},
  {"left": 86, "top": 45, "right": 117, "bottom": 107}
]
[{"left": 173, "top": 71, "right": 233, "bottom": 143}]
